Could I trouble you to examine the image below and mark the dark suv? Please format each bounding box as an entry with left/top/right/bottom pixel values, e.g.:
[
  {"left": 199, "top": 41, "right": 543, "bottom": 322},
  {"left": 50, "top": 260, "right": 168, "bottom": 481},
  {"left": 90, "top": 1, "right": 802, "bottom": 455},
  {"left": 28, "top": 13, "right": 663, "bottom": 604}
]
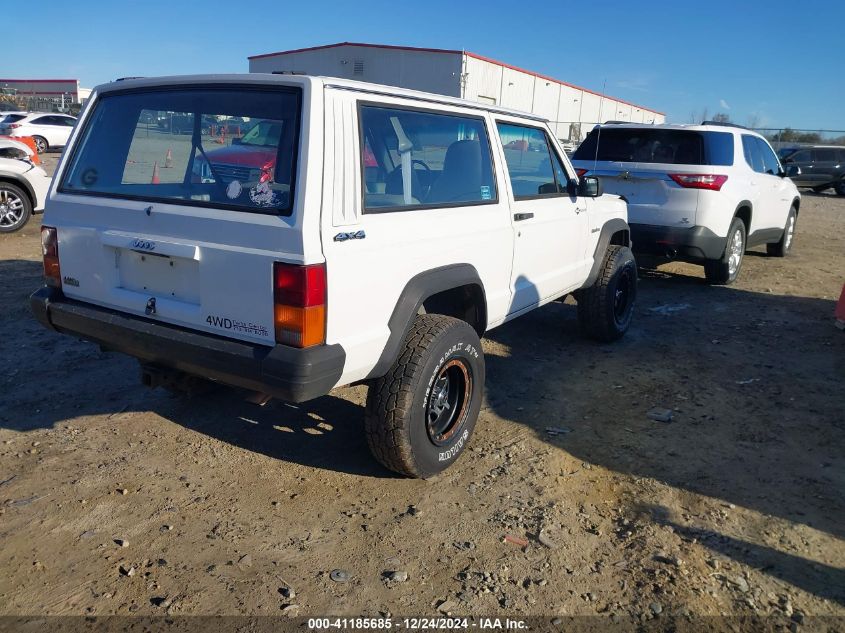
[{"left": 781, "top": 146, "right": 845, "bottom": 195}]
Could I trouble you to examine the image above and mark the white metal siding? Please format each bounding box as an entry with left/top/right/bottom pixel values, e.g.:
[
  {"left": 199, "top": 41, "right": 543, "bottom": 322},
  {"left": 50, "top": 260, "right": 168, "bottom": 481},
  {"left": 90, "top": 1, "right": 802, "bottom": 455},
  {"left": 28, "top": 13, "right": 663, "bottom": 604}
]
[
  {"left": 499, "top": 67, "right": 534, "bottom": 112},
  {"left": 250, "top": 46, "right": 463, "bottom": 97},
  {"left": 463, "top": 55, "right": 503, "bottom": 104}
]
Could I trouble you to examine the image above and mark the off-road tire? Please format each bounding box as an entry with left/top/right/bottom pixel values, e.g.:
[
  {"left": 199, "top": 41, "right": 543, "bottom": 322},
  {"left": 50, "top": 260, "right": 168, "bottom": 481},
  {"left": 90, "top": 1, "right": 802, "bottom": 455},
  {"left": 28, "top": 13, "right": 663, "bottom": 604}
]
[
  {"left": 0, "top": 182, "right": 33, "bottom": 233},
  {"left": 704, "top": 217, "right": 746, "bottom": 285},
  {"left": 577, "top": 244, "right": 637, "bottom": 342},
  {"left": 32, "top": 136, "right": 48, "bottom": 154},
  {"left": 365, "top": 314, "right": 484, "bottom": 478},
  {"left": 767, "top": 206, "right": 797, "bottom": 257}
]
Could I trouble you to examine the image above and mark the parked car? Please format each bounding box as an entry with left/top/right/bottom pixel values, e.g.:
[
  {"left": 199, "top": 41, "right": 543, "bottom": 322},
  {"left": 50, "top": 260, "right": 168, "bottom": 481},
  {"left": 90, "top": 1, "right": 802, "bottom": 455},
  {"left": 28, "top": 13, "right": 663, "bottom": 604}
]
[
  {"left": 572, "top": 122, "right": 801, "bottom": 284},
  {"left": 31, "top": 74, "right": 636, "bottom": 477},
  {"left": 0, "top": 111, "right": 30, "bottom": 126},
  {"left": 0, "top": 152, "right": 51, "bottom": 232},
  {"left": 780, "top": 146, "right": 845, "bottom": 195},
  {"left": 1, "top": 113, "right": 77, "bottom": 153}
]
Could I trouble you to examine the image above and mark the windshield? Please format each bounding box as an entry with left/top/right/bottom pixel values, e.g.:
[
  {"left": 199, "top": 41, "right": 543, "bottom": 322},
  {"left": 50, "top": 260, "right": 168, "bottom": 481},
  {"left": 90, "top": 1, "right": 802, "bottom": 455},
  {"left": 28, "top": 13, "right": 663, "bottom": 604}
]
[
  {"left": 239, "top": 120, "right": 283, "bottom": 147},
  {"left": 61, "top": 86, "right": 301, "bottom": 215},
  {"left": 573, "top": 128, "right": 734, "bottom": 166}
]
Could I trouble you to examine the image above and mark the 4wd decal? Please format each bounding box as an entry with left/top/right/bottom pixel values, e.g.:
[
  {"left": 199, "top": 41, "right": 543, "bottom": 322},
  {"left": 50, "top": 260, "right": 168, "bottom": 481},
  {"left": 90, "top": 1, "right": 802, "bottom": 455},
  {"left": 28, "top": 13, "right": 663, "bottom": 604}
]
[{"left": 206, "top": 314, "right": 270, "bottom": 338}]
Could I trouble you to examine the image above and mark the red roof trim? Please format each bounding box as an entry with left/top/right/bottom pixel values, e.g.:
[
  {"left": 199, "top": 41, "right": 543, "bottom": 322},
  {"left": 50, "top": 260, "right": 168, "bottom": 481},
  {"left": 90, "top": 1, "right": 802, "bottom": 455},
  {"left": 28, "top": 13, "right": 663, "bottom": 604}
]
[
  {"left": 247, "top": 43, "right": 662, "bottom": 115},
  {"left": 248, "top": 41, "right": 462, "bottom": 61},
  {"left": 464, "top": 52, "right": 663, "bottom": 115},
  {"left": 0, "top": 78, "right": 78, "bottom": 84}
]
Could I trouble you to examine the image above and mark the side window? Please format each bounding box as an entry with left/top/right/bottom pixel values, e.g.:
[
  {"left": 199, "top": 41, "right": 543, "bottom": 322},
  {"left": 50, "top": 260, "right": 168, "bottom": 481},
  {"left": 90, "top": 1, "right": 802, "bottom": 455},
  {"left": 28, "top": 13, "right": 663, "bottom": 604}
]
[
  {"left": 815, "top": 148, "right": 836, "bottom": 162},
  {"left": 497, "top": 123, "right": 567, "bottom": 198},
  {"left": 31, "top": 116, "right": 52, "bottom": 126},
  {"left": 755, "top": 137, "right": 781, "bottom": 176},
  {"left": 359, "top": 105, "right": 497, "bottom": 211},
  {"left": 789, "top": 150, "right": 812, "bottom": 163},
  {"left": 59, "top": 117, "right": 76, "bottom": 127},
  {"left": 742, "top": 135, "right": 765, "bottom": 173}
]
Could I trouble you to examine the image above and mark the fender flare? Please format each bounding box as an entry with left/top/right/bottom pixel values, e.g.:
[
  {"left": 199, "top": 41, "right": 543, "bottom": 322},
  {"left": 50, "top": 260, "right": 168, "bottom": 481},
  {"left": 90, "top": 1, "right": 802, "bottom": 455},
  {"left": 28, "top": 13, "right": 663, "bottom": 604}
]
[
  {"left": 366, "top": 263, "right": 486, "bottom": 380},
  {"left": 0, "top": 172, "right": 37, "bottom": 209},
  {"left": 582, "top": 218, "right": 631, "bottom": 288}
]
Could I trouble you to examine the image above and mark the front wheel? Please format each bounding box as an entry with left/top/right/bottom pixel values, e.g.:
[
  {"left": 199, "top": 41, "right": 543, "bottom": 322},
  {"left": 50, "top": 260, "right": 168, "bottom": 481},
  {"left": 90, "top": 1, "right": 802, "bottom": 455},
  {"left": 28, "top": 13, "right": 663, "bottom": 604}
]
[
  {"left": 767, "top": 206, "right": 797, "bottom": 257},
  {"left": 0, "top": 183, "right": 33, "bottom": 233},
  {"left": 577, "top": 244, "right": 637, "bottom": 342},
  {"left": 365, "top": 314, "right": 484, "bottom": 478},
  {"left": 704, "top": 218, "right": 746, "bottom": 285},
  {"left": 835, "top": 180, "right": 845, "bottom": 196}
]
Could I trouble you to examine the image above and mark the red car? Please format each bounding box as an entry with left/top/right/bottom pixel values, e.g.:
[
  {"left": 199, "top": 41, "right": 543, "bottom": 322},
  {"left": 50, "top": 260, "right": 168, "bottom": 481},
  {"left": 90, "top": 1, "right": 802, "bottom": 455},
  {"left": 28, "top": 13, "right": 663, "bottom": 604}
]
[{"left": 194, "top": 119, "right": 377, "bottom": 185}]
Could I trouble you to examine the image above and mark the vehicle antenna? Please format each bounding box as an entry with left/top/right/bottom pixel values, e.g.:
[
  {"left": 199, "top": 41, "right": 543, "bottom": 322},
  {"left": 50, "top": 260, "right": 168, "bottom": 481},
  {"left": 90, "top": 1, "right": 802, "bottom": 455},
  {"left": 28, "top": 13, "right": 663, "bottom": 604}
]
[{"left": 593, "top": 79, "right": 607, "bottom": 175}]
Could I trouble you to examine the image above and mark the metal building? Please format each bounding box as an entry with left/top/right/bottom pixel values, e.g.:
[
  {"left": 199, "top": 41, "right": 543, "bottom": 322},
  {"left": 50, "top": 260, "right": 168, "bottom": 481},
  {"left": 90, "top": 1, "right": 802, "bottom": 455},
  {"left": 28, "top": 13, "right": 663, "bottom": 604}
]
[{"left": 248, "top": 42, "right": 664, "bottom": 144}]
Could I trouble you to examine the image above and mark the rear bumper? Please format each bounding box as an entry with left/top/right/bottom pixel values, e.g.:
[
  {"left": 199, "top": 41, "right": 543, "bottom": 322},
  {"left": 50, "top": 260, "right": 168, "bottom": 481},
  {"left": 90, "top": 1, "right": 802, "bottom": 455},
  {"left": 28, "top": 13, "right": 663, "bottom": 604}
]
[
  {"left": 30, "top": 287, "right": 345, "bottom": 403},
  {"left": 630, "top": 223, "right": 727, "bottom": 261}
]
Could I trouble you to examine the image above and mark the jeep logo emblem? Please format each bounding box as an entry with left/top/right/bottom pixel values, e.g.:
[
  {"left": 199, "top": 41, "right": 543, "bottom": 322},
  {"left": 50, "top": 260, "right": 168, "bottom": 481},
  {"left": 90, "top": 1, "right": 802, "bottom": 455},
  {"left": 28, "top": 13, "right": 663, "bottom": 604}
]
[{"left": 132, "top": 239, "right": 156, "bottom": 251}]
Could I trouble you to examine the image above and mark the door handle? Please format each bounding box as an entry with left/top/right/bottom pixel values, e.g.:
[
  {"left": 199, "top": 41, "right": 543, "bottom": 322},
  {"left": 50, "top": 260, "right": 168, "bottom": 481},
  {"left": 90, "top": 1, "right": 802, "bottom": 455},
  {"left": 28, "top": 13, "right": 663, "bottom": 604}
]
[{"left": 514, "top": 212, "right": 534, "bottom": 222}]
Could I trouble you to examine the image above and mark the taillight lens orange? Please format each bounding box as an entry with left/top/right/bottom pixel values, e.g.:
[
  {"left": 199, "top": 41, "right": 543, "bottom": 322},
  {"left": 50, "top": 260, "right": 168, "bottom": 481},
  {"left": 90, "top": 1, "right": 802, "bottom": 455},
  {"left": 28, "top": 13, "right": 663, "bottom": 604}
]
[
  {"left": 273, "top": 262, "right": 326, "bottom": 348},
  {"left": 41, "top": 225, "right": 61, "bottom": 289}
]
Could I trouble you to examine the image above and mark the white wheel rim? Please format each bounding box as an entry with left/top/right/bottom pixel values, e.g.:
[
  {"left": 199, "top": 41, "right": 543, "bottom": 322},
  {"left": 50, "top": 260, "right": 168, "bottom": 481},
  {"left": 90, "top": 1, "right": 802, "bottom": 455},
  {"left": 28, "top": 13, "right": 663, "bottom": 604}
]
[
  {"left": 785, "top": 215, "right": 795, "bottom": 250},
  {"left": 0, "top": 189, "right": 24, "bottom": 226},
  {"left": 728, "top": 228, "right": 743, "bottom": 276}
]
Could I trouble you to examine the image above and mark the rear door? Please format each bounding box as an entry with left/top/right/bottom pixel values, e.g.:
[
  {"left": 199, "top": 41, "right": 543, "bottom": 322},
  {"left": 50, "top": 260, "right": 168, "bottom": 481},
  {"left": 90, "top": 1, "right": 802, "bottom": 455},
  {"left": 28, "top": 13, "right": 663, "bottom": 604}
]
[
  {"left": 495, "top": 119, "right": 589, "bottom": 314},
  {"left": 812, "top": 148, "right": 840, "bottom": 185},
  {"left": 47, "top": 80, "right": 314, "bottom": 347}
]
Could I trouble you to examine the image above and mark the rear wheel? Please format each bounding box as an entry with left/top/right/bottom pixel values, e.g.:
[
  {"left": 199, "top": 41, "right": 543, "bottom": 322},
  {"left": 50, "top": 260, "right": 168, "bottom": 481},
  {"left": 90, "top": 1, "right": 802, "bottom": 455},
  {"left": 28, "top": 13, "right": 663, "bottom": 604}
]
[
  {"left": 365, "top": 314, "right": 484, "bottom": 478},
  {"left": 704, "top": 217, "right": 745, "bottom": 285},
  {"left": 577, "top": 244, "right": 637, "bottom": 342},
  {"left": 0, "top": 182, "right": 32, "bottom": 233},
  {"left": 32, "top": 136, "right": 48, "bottom": 154},
  {"left": 811, "top": 185, "right": 829, "bottom": 193},
  {"left": 767, "top": 206, "right": 797, "bottom": 257}
]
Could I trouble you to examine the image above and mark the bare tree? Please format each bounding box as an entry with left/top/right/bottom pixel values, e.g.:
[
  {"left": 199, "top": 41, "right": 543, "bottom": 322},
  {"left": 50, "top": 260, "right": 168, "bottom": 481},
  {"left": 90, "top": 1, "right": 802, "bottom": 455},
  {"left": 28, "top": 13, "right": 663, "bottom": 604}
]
[
  {"left": 746, "top": 113, "right": 762, "bottom": 129},
  {"left": 711, "top": 113, "right": 731, "bottom": 123},
  {"left": 689, "top": 107, "right": 710, "bottom": 124}
]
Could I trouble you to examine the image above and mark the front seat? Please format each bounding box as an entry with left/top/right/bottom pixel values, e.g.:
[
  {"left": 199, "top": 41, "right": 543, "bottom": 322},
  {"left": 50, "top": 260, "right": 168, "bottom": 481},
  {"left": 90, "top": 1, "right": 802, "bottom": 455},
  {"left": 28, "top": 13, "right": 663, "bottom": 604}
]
[{"left": 427, "top": 140, "right": 483, "bottom": 204}]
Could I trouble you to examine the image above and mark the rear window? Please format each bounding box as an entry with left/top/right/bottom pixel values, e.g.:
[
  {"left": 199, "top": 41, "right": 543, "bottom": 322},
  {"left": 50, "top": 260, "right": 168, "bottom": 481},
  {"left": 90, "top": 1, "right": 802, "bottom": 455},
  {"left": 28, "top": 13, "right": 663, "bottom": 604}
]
[
  {"left": 1, "top": 114, "right": 25, "bottom": 123},
  {"left": 573, "top": 128, "right": 734, "bottom": 166},
  {"left": 61, "top": 86, "right": 301, "bottom": 215}
]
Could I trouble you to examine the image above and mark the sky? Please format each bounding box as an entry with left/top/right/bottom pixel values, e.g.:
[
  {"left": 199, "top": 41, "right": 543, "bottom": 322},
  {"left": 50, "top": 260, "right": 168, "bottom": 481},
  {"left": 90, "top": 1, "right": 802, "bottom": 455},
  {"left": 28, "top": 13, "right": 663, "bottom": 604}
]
[{"left": 7, "top": 0, "right": 844, "bottom": 130}]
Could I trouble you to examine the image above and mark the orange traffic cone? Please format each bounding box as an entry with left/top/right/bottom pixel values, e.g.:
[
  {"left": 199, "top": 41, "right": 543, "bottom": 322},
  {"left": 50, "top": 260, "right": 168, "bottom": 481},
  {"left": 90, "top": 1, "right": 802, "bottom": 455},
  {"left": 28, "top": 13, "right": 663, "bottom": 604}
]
[
  {"left": 164, "top": 148, "right": 173, "bottom": 168},
  {"left": 835, "top": 283, "right": 845, "bottom": 330},
  {"left": 151, "top": 161, "right": 160, "bottom": 184}
]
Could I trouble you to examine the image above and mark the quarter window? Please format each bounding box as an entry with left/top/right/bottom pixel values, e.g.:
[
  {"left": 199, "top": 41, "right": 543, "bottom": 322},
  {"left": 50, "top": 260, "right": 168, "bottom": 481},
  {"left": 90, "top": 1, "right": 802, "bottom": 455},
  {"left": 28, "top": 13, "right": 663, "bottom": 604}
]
[
  {"left": 742, "top": 135, "right": 766, "bottom": 173},
  {"left": 359, "top": 105, "right": 497, "bottom": 211},
  {"left": 497, "top": 123, "right": 568, "bottom": 199},
  {"left": 755, "top": 137, "right": 781, "bottom": 175},
  {"left": 788, "top": 150, "right": 813, "bottom": 163}
]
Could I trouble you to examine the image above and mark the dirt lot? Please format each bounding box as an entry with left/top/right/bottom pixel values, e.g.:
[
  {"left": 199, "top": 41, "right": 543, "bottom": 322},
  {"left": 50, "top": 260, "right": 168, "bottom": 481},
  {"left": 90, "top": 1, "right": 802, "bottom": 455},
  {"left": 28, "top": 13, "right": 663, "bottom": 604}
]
[{"left": 1, "top": 153, "right": 843, "bottom": 628}]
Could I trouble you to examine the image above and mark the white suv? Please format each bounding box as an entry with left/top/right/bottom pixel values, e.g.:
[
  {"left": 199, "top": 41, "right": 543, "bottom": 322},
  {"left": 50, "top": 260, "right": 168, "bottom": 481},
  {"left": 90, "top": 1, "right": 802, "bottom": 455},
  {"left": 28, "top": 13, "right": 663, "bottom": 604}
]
[
  {"left": 31, "top": 74, "right": 637, "bottom": 477},
  {"left": 2, "top": 112, "right": 77, "bottom": 153},
  {"left": 572, "top": 122, "right": 801, "bottom": 284}
]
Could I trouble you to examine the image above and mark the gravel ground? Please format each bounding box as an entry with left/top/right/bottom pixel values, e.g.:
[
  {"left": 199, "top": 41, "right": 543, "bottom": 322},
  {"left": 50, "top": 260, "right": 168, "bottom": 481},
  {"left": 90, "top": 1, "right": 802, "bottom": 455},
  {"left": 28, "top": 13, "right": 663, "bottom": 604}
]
[{"left": 0, "top": 154, "right": 843, "bottom": 627}]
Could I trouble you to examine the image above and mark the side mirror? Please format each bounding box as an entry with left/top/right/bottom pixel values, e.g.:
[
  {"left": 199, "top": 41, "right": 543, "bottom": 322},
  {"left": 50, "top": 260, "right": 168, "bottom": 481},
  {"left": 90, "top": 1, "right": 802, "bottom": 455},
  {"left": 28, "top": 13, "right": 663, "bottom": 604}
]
[
  {"left": 786, "top": 164, "right": 801, "bottom": 178},
  {"left": 231, "top": 137, "right": 242, "bottom": 145},
  {"left": 783, "top": 157, "right": 794, "bottom": 164},
  {"left": 578, "top": 176, "right": 602, "bottom": 197}
]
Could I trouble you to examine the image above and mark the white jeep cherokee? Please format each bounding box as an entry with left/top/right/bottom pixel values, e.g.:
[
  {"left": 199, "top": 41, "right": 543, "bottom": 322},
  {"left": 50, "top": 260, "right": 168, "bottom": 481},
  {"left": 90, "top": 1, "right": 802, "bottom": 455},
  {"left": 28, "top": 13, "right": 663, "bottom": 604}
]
[
  {"left": 572, "top": 122, "right": 801, "bottom": 284},
  {"left": 31, "top": 74, "right": 637, "bottom": 477}
]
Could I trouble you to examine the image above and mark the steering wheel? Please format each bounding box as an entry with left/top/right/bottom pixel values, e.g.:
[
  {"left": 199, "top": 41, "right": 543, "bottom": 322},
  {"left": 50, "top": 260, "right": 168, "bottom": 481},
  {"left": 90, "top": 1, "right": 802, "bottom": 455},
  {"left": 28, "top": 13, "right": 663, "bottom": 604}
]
[{"left": 411, "top": 159, "right": 432, "bottom": 198}]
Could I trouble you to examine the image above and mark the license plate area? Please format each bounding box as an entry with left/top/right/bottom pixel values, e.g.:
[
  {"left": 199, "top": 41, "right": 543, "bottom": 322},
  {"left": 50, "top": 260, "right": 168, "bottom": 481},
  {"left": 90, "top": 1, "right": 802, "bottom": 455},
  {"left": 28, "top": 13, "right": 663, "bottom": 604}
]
[{"left": 117, "top": 249, "right": 200, "bottom": 304}]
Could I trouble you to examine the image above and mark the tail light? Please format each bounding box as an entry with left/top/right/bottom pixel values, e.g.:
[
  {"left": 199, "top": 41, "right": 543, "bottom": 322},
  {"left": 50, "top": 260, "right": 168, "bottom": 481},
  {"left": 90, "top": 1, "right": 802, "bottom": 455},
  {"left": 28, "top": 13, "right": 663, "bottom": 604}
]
[
  {"left": 273, "top": 262, "right": 326, "bottom": 348},
  {"left": 575, "top": 168, "right": 589, "bottom": 178},
  {"left": 7, "top": 123, "right": 21, "bottom": 129},
  {"left": 41, "top": 226, "right": 61, "bottom": 289},
  {"left": 669, "top": 173, "right": 728, "bottom": 191}
]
